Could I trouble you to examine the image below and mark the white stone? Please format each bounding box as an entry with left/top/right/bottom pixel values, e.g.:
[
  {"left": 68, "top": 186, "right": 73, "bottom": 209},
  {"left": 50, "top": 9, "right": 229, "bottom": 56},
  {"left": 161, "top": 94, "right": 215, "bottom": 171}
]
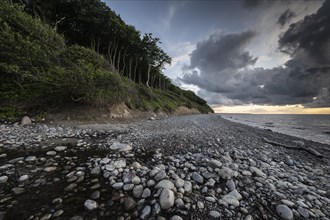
[
  {"left": 21, "top": 116, "right": 31, "bottom": 125},
  {"left": 250, "top": 166, "right": 266, "bottom": 177},
  {"left": 209, "top": 210, "right": 221, "bottom": 219},
  {"left": 155, "top": 180, "right": 175, "bottom": 190},
  {"left": 84, "top": 199, "right": 98, "bottom": 211},
  {"left": 132, "top": 176, "right": 141, "bottom": 185},
  {"left": 54, "top": 146, "right": 67, "bottom": 151},
  {"left": 175, "top": 178, "right": 185, "bottom": 188},
  {"left": 18, "top": 175, "right": 29, "bottom": 182},
  {"left": 113, "top": 160, "right": 126, "bottom": 168},
  {"left": 160, "top": 189, "right": 175, "bottom": 209},
  {"left": 222, "top": 195, "right": 239, "bottom": 207},
  {"left": 0, "top": 176, "right": 8, "bottom": 184},
  {"left": 228, "top": 190, "right": 242, "bottom": 200},
  {"left": 110, "top": 142, "right": 133, "bottom": 152},
  {"left": 46, "top": 151, "right": 56, "bottom": 156}
]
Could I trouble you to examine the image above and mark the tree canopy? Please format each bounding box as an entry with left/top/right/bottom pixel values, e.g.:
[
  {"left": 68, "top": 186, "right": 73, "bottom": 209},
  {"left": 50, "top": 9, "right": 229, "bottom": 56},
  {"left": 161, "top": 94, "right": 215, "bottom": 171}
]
[{"left": 15, "top": 0, "right": 172, "bottom": 89}]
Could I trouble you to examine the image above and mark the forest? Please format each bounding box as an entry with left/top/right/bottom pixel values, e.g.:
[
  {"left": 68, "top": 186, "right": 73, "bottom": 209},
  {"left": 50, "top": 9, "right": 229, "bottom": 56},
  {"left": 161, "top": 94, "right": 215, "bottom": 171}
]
[{"left": 0, "top": 0, "right": 213, "bottom": 120}]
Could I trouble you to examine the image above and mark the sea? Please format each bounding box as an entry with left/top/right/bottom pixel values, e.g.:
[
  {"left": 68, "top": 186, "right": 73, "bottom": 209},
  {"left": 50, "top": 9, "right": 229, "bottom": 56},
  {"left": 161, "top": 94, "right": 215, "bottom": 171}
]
[{"left": 221, "top": 114, "right": 330, "bottom": 145}]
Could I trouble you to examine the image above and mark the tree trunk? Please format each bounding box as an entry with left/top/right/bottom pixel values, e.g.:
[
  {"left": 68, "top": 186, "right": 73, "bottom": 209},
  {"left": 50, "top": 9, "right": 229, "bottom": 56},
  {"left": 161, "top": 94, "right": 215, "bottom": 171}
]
[
  {"left": 113, "top": 42, "right": 118, "bottom": 69},
  {"left": 134, "top": 57, "right": 138, "bottom": 81},
  {"left": 129, "top": 58, "right": 133, "bottom": 80},
  {"left": 117, "top": 48, "right": 122, "bottom": 72},
  {"left": 146, "top": 64, "right": 151, "bottom": 88},
  {"left": 122, "top": 49, "right": 127, "bottom": 76}
]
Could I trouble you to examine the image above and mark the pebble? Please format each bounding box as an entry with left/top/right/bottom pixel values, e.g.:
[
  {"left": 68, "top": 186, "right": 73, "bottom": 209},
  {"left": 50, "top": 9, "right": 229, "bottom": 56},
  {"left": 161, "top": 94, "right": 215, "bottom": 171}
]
[
  {"left": 192, "top": 172, "right": 204, "bottom": 184},
  {"left": 249, "top": 166, "right": 266, "bottom": 177},
  {"left": 281, "top": 199, "right": 295, "bottom": 207},
  {"left": 44, "top": 166, "right": 57, "bottom": 172},
  {"left": 140, "top": 205, "right": 151, "bottom": 219},
  {"left": 123, "top": 184, "right": 134, "bottom": 191},
  {"left": 207, "top": 159, "right": 222, "bottom": 168},
  {"left": 54, "top": 146, "right": 67, "bottom": 151},
  {"left": 113, "top": 159, "right": 126, "bottom": 168},
  {"left": 226, "top": 180, "right": 235, "bottom": 191},
  {"left": 112, "top": 182, "right": 124, "bottom": 190},
  {"left": 245, "top": 214, "right": 253, "bottom": 220},
  {"left": 160, "top": 189, "right": 175, "bottom": 209},
  {"left": 84, "top": 199, "right": 98, "bottom": 211},
  {"left": 155, "top": 180, "right": 175, "bottom": 189},
  {"left": 18, "top": 175, "right": 29, "bottom": 182},
  {"left": 40, "top": 214, "right": 52, "bottom": 220},
  {"left": 184, "top": 181, "right": 192, "bottom": 193},
  {"left": 175, "top": 178, "right": 185, "bottom": 188},
  {"left": 142, "top": 188, "right": 151, "bottom": 198},
  {"left": 197, "top": 201, "right": 204, "bottom": 209},
  {"left": 64, "top": 183, "right": 77, "bottom": 191},
  {"left": 11, "top": 187, "right": 25, "bottom": 195},
  {"left": 154, "top": 170, "right": 167, "bottom": 181},
  {"left": 170, "top": 215, "right": 183, "bottom": 220},
  {"left": 228, "top": 190, "right": 242, "bottom": 200},
  {"left": 209, "top": 210, "right": 221, "bottom": 219},
  {"left": 46, "top": 151, "right": 57, "bottom": 156},
  {"left": 218, "top": 167, "right": 233, "bottom": 179},
  {"left": 0, "top": 176, "right": 8, "bottom": 184},
  {"left": 124, "top": 197, "right": 136, "bottom": 211},
  {"left": 132, "top": 162, "right": 142, "bottom": 169},
  {"left": 222, "top": 195, "right": 239, "bottom": 207},
  {"left": 91, "top": 166, "right": 101, "bottom": 175},
  {"left": 276, "top": 205, "right": 293, "bottom": 220},
  {"left": 133, "top": 185, "right": 144, "bottom": 198},
  {"left": 297, "top": 206, "right": 309, "bottom": 218},
  {"left": 53, "top": 210, "right": 64, "bottom": 217},
  {"left": 242, "top": 171, "right": 252, "bottom": 176},
  {"left": 90, "top": 191, "right": 100, "bottom": 200},
  {"left": 25, "top": 156, "right": 37, "bottom": 162},
  {"left": 132, "top": 176, "right": 141, "bottom": 184},
  {"left": 110, "top": 142, "right": 132, "bottom": 152}
]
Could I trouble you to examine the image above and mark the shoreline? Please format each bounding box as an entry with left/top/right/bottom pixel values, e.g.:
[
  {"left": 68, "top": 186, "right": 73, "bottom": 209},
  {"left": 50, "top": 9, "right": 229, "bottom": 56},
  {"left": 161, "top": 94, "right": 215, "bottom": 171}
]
[
  {"left": 221, "top": 113, "right": 330, "bottom": 146},
  {"left": 0, "top": 114, "right": 329, "bottom": 219}
]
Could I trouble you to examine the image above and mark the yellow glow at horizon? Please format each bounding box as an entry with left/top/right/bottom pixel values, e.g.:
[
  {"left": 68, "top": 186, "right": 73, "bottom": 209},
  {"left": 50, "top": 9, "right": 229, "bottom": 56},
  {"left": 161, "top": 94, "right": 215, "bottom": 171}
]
[{"left": 213, "top": 104, "right": 330, "bottom": 114}]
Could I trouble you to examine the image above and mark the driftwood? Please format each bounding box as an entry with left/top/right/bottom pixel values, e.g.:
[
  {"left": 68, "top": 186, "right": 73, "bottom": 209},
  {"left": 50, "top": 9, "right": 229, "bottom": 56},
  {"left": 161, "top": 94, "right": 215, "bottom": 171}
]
[{"left": 263, "top": 138, "right": 323, "bottom": 158}]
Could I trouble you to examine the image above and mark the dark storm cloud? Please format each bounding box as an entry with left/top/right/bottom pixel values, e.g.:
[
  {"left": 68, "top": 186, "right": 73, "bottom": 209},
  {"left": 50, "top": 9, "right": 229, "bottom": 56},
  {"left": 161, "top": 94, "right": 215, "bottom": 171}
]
[
  {"left": 180, "top": 1, "right": 330, "bottom": 107},
  {"left": 180, "top": 30, "right": 257, "bottom": 94},
  {"left": 189, "top": 31, "right": 257, "bottom": 72},
  {"left": 279, "top": 0, "right": 330, "bottom": 64},
  {"left": 277, "top": 9, "right": 296, "bottom": 26}
]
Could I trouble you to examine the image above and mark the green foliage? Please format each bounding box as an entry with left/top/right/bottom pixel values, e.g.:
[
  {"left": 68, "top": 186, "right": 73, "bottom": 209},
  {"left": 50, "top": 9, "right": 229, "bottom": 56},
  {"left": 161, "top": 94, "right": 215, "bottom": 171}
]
[{"left": 0, "top": 1, "right": 212, "bottom": 120}]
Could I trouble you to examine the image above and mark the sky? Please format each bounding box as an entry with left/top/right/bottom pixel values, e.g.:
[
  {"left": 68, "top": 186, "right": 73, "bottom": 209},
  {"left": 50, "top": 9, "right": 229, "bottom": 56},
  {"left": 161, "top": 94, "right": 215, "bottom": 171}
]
[{"left": 105, "top": 0, "right": 330, "bottom": 114}]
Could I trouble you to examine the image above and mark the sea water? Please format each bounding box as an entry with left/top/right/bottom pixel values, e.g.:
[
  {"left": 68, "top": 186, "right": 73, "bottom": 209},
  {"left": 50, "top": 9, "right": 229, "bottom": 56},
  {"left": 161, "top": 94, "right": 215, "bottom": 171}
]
[{"left": 221, "top": 114, "right": 330, "bottom": 145}]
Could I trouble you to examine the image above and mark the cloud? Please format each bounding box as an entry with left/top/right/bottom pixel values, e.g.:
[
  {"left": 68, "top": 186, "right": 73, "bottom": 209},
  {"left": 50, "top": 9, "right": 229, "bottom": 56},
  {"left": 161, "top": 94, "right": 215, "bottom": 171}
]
[
  {"left": 163, "top": 1, "right": 188, "bottom": 30},
  {"left": 277, "top": 9, "right": 296, "bottom": 26},
  {"left": 180, "top": 1, "right": 330, "bottom": 107},
  {"left": 279, "top": 0, "right": 330, "bottom": 65},
  {"left": 180, "top": 30, "right": 257, "bottom": 93},
  {"left": 189, "top": 30, "right": 257, "bottom": 72}
]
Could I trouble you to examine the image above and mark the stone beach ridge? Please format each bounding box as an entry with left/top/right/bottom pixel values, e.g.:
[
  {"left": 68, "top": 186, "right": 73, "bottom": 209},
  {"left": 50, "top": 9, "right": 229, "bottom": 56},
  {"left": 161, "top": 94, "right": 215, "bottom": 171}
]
[{"left": 0, "top": 114, "right": 329, "bottom": 219}]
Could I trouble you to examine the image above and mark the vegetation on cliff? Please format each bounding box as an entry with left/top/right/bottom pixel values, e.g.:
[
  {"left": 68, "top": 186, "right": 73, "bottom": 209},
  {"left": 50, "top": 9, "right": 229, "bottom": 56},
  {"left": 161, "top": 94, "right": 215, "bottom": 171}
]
[{"left": 0, "top": 1, "right": 213, "bottom": 120}]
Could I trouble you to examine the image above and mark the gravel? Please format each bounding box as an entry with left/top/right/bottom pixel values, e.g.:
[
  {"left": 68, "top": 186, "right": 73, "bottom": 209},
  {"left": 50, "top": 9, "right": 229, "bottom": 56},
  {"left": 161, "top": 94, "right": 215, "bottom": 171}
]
[{"left": 0, "top": 114, "right": 329, "bottom": 219}]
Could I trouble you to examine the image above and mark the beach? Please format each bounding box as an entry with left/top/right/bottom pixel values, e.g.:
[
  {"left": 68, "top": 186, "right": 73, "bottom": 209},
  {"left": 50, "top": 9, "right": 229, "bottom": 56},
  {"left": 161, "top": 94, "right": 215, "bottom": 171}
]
[{"left": 0, "top": 114, "right": 329, "bottom": 219}]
